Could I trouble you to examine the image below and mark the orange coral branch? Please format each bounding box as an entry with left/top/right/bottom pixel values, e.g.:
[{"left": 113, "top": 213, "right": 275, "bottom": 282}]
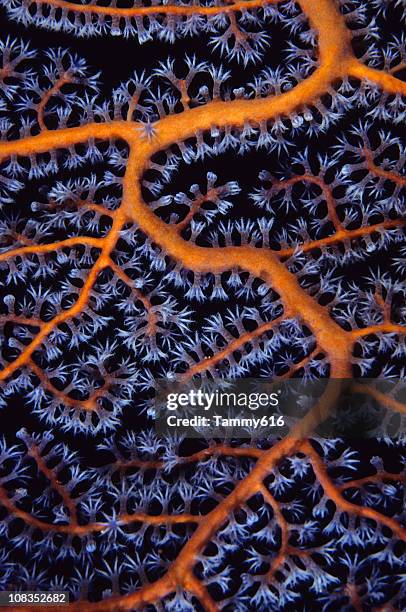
[
  {"left": 180, "top": 313, "right": 287, "bottom": 380},
  {"left": 0, "top": 315, "right": 42, "bottom": 327},
  {"left": 26, "top": 441, "right": 78, "bottom": 524},
  {"left": 303, "top": 441, "right": 406, "bottom": 541},
  {"left": 11, "top": 438, "right": 304, "bottom": 611},
  {"left": 276, "top": 174, "right": 343, "bottom": 231},
  {"left": 0, "top": 485, "right": 200, "bottom": 534},
  {"left": 277, "top": 347, "right": 321, "bottom": 380},
  {"left": 143, "top": 436, "right": 305, "bottom": 609},
  {"left": 0, "top": 211, "right": 127, "bottom": 382},
  {"left": 0, "top": 0, "right": 354, "bottom": 164},
  {"left": 31, "top": 0, "right": 279, "bottom": 18},
  {"left": 74, "top": 199, "right": 115, "bottom": 218},
  {"left": 350, "top": 323, "right": 406, "bottom": 338},
  {"left": 124, "top": 147, "right": 353, "bottom": 375},
  {"left": 346, "top": 583, "right": 363, "bottom": 612},
  {"left": 351, "top": 382, "right": 406, "bottom": 415},
  {"left": 260, "top": 485, "right": 289, "bottom": 578},
  {"left": 390, "top": 61, "right": 406, "bottom": 75},
  {"left": 373, "top": 288, "right": 391, "bottom": 324},
  {"left": 114, "top": 443, "right": 265, "bottom": 473},
  {"left": 183, "top": 575, "right": 219, "bottom": 612},
  {"left": 37, "top": 75, "right": 72, "bottom": 131},
  {"left": 0, "top": 260, "right": 104, "bottom": 382},
  {"left": 0, "top": 19, "right": 357, "bottom": 413},
  {"left": 28, "top": 359, "right": 109, "bottom": 411},
  {"left": 108, "top": 258, "right": 157, "bottom": 335},
  {"left": 175, "top": 187, "right": 225, "bottom": 232},
  {"left": 287, "top": 376, "right": 349, "bottom": 438},
  {"left": 338, "top": 472, "right": 406, "bottom": 491},
  {"left": 127, "top": 93, "right": 140, "bottom": 122},
  {"left": 0, "top": 236, "right": 104, "bottom": 263},
  {"left": 348, "top": 60, "right": 406, "bottom": 97},
  {"left": 278, "top": 219, "right": 406, "bottom": 258},
  {"left": 363, "top": 148, "right": 406, "bottom": 188}
]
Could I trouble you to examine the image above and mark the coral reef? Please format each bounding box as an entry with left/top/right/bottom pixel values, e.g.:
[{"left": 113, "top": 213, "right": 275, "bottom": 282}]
[{"left": 0, "top": 0, "right": 405, "bottom": 609}]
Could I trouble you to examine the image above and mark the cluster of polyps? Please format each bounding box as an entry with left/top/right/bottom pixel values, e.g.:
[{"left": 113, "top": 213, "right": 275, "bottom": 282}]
[{"left": 0, "top": 0, "right": 405, "bottom": 609}]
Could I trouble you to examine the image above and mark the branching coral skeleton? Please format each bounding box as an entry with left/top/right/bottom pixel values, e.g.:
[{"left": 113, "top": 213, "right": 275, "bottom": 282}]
[{"left": 0, "top": 0, "right": 405, "bottom": 609}]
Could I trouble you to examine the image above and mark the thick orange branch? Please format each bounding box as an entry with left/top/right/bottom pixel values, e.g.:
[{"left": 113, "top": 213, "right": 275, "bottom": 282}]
[
  {"left": 124, "top": 148, "right": 353, "bottom": 377},
  {"left": 0, "top": 0, "right": 353, "bottom": 164}
]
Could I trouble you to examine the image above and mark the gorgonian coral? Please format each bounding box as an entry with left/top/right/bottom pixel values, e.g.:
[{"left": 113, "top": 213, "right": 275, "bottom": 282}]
[{"left": 0, "top": 0, "right": 405, "bottom": 609}]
